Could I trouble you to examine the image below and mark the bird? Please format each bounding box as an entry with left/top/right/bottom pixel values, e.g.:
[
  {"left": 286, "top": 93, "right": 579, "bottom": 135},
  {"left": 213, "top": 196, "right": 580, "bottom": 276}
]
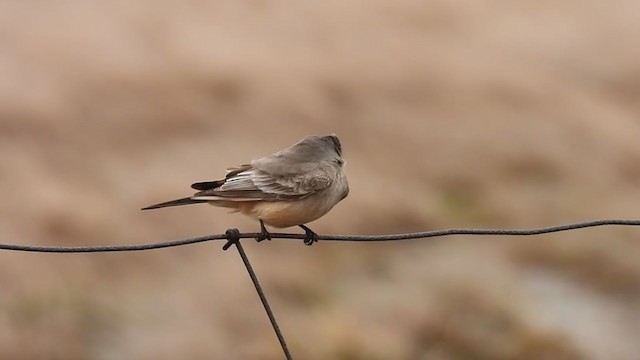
[{"left": 141, "top": 134, "right": 349, "bottom": 245}]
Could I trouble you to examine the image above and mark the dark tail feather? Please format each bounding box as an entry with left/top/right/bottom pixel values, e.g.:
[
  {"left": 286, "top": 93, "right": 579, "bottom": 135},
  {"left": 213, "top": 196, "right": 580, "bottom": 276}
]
[{"left": 141, "top": 197, "right": 206, "bottom": 210}]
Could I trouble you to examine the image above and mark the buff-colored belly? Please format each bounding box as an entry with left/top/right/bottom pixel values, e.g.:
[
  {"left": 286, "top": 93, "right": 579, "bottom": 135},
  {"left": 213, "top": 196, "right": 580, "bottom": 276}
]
[
  {"left": 245, "top": 201, "right": 324, "bottom": 228},
  {"left": 219, "top": 197, "right": 330, "bottom": 228}
]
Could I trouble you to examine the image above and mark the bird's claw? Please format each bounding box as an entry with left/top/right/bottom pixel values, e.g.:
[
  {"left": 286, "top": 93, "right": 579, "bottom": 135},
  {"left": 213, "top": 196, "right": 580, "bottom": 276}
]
[
  {"left": 256, "top": 220, "right": 272, "bottom": 242},
  {"left": 299, "top": 224, "right": 318, "bottom": 246},
  {"left": 256, "top": 229, "right": 272, "bottom": 242}
]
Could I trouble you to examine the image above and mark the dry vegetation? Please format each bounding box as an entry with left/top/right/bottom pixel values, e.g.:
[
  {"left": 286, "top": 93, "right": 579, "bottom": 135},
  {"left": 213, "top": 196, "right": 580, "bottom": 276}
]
[{"left": 1, "top": 1, "right": 640, "bottom": 359}]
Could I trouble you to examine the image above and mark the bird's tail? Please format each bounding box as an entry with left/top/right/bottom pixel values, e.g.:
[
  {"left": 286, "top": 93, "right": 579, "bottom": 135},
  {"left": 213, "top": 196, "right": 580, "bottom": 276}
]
[{"left": 141, "top": 197, "right": 207, "bottom": 210}]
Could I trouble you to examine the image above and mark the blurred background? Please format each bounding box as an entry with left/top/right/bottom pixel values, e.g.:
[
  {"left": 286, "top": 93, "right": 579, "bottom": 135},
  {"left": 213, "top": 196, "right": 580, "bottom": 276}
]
[{"left": 1, "top": 1, "right": 640, "bottom": 359}]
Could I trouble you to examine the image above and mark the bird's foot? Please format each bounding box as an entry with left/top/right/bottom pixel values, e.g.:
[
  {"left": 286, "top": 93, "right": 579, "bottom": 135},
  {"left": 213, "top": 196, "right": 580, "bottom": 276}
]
[
  {"left": 255, "top": 220, "right": 272, "bottom": 242},
  {"left": 299, "top": 224, "right": 318, "bottom": 246}
]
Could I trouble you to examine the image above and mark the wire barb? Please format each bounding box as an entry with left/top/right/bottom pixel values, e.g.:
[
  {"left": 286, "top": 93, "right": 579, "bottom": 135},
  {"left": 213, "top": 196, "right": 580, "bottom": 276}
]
[{"left": 223, "top": 228, "right": 241, "bottom": 251}]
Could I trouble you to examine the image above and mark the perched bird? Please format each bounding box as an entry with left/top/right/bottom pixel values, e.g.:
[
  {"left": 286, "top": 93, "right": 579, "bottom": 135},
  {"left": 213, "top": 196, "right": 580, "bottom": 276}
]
[{"left": 142, "top": 135, "right": 349, "bottom": 245}]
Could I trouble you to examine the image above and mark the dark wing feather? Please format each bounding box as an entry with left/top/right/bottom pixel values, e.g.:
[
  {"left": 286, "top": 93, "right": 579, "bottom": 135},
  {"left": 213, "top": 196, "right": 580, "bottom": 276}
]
[
  {"left": 190, "top": 164, "right": 252, "bottom": 191},
  {"left": 191, "top": 180, "right": 225, "bottom": 191}
]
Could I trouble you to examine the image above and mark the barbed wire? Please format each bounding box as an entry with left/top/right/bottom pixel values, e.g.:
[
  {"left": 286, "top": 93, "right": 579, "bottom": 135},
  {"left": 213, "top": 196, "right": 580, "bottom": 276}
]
[
  {"left": 1, "top": 219, "right": 639, "bottom": 253},
  {"left": 3, "top": 218, "right": 639, "bottom": 360}
]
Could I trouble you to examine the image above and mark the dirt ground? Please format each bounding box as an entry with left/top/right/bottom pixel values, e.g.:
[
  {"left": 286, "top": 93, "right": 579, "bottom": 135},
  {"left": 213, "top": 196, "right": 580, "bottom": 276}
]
[{"left": 1, "top": 1, "right": 640, "bottom": 359}]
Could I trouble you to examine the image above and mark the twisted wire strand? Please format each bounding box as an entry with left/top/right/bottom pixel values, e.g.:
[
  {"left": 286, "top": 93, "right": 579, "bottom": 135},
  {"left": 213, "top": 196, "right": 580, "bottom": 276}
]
[{"left": 1, "top": 219, "right": 639, "bottom": 253}]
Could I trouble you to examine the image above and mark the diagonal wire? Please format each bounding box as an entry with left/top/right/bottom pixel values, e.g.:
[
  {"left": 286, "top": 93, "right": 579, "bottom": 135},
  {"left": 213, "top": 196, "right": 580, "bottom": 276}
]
[
  {"left": 1, "top": 219, "right": 640, "bottom": 253},
  {"left": 224, "top": 229, "right": 293, "bottom": 360}
]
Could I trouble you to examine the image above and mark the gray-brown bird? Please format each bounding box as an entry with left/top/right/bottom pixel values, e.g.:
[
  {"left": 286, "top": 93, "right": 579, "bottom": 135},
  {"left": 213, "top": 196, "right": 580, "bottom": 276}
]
[{"left": 142, "top": 135, "right": 349, "bottom": 245}]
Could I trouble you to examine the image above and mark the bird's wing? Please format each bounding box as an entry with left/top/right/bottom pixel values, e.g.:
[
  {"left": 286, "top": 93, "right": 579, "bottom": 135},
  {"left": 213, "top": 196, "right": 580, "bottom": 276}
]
[{"left": 192, "top": 163, "right": 333, "bottom": 202}]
